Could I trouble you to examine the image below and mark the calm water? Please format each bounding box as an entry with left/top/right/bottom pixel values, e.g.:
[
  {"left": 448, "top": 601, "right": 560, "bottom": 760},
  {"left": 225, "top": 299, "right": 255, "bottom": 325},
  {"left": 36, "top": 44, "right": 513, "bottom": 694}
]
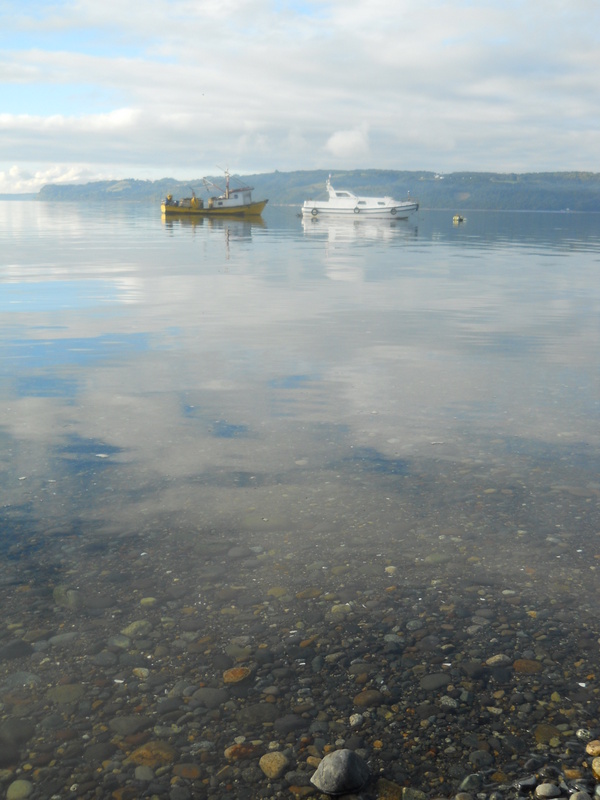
[
  {"left": 1, "top": 200, "right": 600, "bottom": 793},
  {"left": 2, "top": 204, "right": 600, "bottom": 558}
]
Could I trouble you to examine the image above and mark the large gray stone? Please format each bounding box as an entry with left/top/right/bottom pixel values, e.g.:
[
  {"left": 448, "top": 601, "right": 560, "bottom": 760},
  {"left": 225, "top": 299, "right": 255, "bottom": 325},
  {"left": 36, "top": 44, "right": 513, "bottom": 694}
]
[{"left": 310, "top": 749, "right": 370, "bottom": 795}]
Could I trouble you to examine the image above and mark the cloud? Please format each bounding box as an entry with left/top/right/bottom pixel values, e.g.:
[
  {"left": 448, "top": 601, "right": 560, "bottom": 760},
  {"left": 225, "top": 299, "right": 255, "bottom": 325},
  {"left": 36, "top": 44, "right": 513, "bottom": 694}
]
[
  {"left": 1, "top": 0, "right": 600, "bottom": 190},
  {"left": 0, "top": 163, "right": 119, "bottom": 193},
  {"left": 325, "top": 127, "right": 370, "bottom": 161}
]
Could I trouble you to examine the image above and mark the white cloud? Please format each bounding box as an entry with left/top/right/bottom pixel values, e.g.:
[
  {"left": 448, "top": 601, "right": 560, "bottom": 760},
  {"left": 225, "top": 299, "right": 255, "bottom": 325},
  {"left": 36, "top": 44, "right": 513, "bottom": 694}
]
[
  {"left": 1, "top": 0, "right": 600, "bottom": 191},
  {"left": 0, "top": 163, "right": 119, "bottom": 193},
  {"left": 325, "top": 127, "right": 370, "bottom": 161}
]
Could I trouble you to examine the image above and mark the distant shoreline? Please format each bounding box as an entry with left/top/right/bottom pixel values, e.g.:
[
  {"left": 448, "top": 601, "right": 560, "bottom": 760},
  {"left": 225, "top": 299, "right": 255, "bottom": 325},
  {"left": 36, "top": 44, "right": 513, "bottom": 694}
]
[{"left": 4, "top": 169, "right": 600, "bottom": 212}]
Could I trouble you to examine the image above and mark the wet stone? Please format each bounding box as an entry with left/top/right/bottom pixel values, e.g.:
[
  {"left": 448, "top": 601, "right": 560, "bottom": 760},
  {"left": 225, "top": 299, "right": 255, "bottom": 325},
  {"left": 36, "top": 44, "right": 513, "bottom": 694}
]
[
  {"left": 353, "top": 689, "right": 384, "bottom": 707},
  {"left": 192, "top": 687, "right": 229, "bottom": 708},
  {"left": 259, "top": 751, "right": 290, "bottom": 779},
  {"left": 128, "top": 740, "right": 178, "bottom": 767},
  {"left": 0, "top": 640, "right": 33, "bottom": 661},
  {"left": 469, "top": 749, "right": 494, "bottom": 768},
  {"left": 108, "top": 715, "right": 152, "bottom": 736},
  {"left": 420, "top": 673, "right": 450, "bottom": 691},
  {"left": 535, "top": 784, "right": 562, "bottom": 799},
  {"left": 0, "top": 719, "right": 36, "bottom": 747},
  {"left": 310, "top": 748, "right": 370, "bottom": 795},
  {"left": 6, "top": 779, "right": 33, "bottom": 800},
  {"left": 273, "top": 713, "right": 308, "bottom": 734},
  {"left": 45, "top": 683, "right": 85, "bottom": 704}
]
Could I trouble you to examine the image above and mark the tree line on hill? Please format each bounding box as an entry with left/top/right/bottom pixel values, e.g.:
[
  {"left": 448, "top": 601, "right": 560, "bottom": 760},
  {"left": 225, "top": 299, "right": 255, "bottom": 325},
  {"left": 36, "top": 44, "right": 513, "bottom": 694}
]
[{"left": 35, "top": 169, "right": 600, "bottom": 212}]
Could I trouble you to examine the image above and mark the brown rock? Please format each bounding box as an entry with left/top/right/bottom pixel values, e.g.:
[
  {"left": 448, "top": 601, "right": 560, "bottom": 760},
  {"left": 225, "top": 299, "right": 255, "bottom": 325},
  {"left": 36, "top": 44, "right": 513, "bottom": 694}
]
[
  {"left": 353, "top": 689, "right": 384, "bottom": 708},
  {"left": 223, "top": 666, "right": 252, "bottom": 684},
  {"left": 112, "top": 789, "right": 138, "bottom": 800},
  {"left": 586, "top": 740, "right": 600, "bottom": 757},
  {"left": 288, "top": 787, "right": 316, "bottom": 798},
  {"left": 224, "top": 742, "right": 263, "bottom": 761},
  {"left": 513, "top": 659, "right": 543, "bottom": 674},
  {"left": 296, "top": 588, "right": 322, "bottom": 600},
  {"left": 128, "top": 740, "right": 178, "bottom": 767},
  {"left": 377, "top": 777, "right": 404, "bottom": 800},
  {"left": 173, "top": 763, "right": 202, "bottom": 779},
  {"left": 534, "top": 724, "right": 561, "bottom": 744},
  {"left": 259, "top": 751, "right": 289, "bottom": 779}
]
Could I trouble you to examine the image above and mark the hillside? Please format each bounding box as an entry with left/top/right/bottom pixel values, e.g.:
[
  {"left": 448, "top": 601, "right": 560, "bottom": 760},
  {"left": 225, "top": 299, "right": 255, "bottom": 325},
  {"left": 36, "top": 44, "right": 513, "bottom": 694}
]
[{"left": 36, "top": 169, "right": 600, "bottom": 211}]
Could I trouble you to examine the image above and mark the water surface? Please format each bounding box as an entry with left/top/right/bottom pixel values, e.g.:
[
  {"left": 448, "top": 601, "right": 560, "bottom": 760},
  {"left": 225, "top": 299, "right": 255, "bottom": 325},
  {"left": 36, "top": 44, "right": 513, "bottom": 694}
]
[{"left": 1, "top": 201, "right": 600, "bottom": 795}]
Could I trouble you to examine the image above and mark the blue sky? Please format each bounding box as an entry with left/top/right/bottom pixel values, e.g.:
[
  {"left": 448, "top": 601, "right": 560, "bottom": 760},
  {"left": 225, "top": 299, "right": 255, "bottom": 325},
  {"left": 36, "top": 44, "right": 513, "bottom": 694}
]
[{"left": 1, "top": 0, "right": 600, "bottom": 192}]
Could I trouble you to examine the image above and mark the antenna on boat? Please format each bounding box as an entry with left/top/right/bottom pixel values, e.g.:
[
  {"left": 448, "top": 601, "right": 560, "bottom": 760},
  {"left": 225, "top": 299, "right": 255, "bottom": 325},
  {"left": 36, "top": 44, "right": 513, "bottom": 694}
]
[{"left": 216, "top": 165, "right": 230, "bottom": 199}]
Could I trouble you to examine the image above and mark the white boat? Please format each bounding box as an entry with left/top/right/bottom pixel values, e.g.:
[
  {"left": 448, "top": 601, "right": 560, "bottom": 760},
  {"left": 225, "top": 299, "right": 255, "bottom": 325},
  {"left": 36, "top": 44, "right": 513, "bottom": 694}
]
[{"left": 302, "top": 176, "right": 418, "bottom": 219}]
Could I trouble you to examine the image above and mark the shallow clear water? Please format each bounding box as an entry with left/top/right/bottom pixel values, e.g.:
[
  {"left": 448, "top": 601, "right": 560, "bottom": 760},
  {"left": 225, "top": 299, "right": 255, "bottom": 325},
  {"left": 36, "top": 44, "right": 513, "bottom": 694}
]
[{"left": 1, "top": 201, "right": 600, "bottom": 794}]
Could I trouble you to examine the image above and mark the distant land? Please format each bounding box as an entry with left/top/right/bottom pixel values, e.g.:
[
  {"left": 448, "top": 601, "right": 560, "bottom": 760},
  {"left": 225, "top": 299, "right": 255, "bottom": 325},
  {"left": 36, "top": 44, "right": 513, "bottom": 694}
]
[{"left": 34, "top": 169, "right": 600, "bottom": 211}]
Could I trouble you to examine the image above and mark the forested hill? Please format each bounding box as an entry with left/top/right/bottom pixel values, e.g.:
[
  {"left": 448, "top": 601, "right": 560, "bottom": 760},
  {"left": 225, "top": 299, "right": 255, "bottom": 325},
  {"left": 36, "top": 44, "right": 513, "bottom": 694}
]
[{"left": 36, "top": 169, "right": 600, "bottom": 211}]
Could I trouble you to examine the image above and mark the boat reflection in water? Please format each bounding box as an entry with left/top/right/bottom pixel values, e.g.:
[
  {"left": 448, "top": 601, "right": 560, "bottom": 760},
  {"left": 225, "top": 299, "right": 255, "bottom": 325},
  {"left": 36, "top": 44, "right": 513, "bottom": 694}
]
[
  {"left": 301, "top": 216, "right": 419, "bottom": 282},
  {"left": 301, "top": 215, "right": 418, "bottom": 243},
  {"left": 162, "top": 214, "right": 266, "bottom": 234}
]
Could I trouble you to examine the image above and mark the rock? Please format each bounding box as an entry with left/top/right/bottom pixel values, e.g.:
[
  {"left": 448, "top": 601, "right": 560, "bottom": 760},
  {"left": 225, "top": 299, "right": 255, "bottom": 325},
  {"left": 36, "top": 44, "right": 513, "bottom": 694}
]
[
  {"left": 485, "top": 654, "right": 512, "bottom": 667},
  {"left": 83, "top": 742, "right": 117, "bottom": 763},
  {"left": 376, "top": 777, "right": 404, "bottom": 800},
  {"left": 273, "top": 714, "right": 307, "bottom": 734},
  {"left": 535, "top": 784, "right": 562, "bottom": 799},
  {"left": 513, "top": 658, "right": 543, "bottom": 674},
  {"left": 353, "top": 689, "right": 383, "bottom": 708},
  {"left": 223, "top": 666, "right": 252, "bottom": 684},
  {"left": 0, "top": 744, "right": 19, "bottom": 767},
  {"left": 192, "top": 687, "right": 229, "bottom": 709},
  {"left": 0, "top": 719, "right": 36, "bottom": 747},
  {"left": 108, "top": 715, "right": 152, "bottom": 736},
  {"left": 134, "top": 765, "right": 155, "bottom": 781},
  {"left": 403, "top": 789, "right": 427, "bottom": 800},
  {"left": 0, "top": 640, "right": 33, "bottom": 661},
  {"left": 310, "top": 749, "right": 370, "bottom": 795},
  {"left": 224, "top": 742, "right": 263, "bottom": 761},
  {"left": 534, "top": 723, "right": 561, "bottom": 745},
  {"left": 173, "top": 763, "right": 202, "bottom": 779},
  {"left": 6, "top": 779, "right": 33, "bottom": 800},
  {"left": 419, "top": 673, "right": 450, "bottom": 691},
  {"left": 121, "top": 620, "right": 153, "bottom": 637},
  {"left": 127, "top": 740, "right": 178, "bottom": 767},
  {"left": 585, "top": 740, "right": 600, "bottom": 756},
  {"left": 259, "top": 751, "right": 290, "bottom": 779},
  {"left": 468, "top": 749, "right": 494, "bottom": 768},
  {"left": 45, "top": 683, "right": 85, "bottom": 704}
]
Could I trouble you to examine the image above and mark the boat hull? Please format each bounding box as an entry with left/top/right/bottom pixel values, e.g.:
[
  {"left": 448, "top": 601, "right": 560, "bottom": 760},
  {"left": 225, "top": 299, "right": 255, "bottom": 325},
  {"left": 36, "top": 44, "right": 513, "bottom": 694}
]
[
  {"left": 302, "top": 202, "right": 418, "bottom": 219},
  {"left": 161, "top": 199, "right": 268, "bottom": 217}
]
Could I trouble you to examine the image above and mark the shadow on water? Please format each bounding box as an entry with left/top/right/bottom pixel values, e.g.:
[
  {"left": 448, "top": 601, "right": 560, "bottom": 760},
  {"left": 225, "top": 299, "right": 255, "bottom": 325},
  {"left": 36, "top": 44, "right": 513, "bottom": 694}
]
[
  {"left": 209, "top": 420, "right": 251, "bottom": 438},
  {"left": 338, "top": 445, "right": 411, "bottom": 476}
]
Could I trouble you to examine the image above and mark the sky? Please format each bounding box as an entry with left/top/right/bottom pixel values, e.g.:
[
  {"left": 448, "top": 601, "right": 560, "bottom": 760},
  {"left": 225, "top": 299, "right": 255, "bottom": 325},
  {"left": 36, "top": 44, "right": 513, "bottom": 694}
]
[{"left": 1, "top": 0, "right": 599, "bottom": 193}]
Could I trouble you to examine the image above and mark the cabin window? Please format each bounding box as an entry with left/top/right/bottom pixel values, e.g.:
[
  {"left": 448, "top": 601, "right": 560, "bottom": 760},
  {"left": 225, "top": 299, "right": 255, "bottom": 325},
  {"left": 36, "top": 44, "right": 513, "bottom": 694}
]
[
  {"left": 378, "top": 201, "right": 385, "bottom": 205},
  {"left": 336, "top": 192, "right": 351, "bottom": 198},
  {"left": 233, "top": 194, "right": 238, "bottom": 198},
  {"left": 358, "top": 201, "right": 367, "bottom": 205},
  {"left": 217, "top": 201, "right": 223, "bottom": 206}
]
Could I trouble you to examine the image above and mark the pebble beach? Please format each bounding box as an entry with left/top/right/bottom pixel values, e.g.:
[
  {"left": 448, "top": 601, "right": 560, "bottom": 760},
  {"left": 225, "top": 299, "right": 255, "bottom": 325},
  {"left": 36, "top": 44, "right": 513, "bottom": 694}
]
[{"left": 1, "top": 451, "right": 599, "bottom": 800}]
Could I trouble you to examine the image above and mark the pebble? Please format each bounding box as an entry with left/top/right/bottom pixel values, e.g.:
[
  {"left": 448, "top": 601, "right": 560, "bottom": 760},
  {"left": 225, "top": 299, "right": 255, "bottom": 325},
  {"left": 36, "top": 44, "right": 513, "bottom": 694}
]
[
  {"left": 6, "top": 780, "right": 33, "bottom": 800},
  {"left": 535, "top": 783, "right": 563, "bottom": 798},
  {"left": 259, "top": 751, "right": 289, "bottom": 779}
]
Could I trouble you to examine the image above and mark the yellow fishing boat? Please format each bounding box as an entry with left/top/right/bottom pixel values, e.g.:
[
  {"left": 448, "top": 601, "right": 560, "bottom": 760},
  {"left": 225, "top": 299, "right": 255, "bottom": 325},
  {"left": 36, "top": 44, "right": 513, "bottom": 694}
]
[{"left": 161, "top": 169, "right": 268, "bottom": 217}]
